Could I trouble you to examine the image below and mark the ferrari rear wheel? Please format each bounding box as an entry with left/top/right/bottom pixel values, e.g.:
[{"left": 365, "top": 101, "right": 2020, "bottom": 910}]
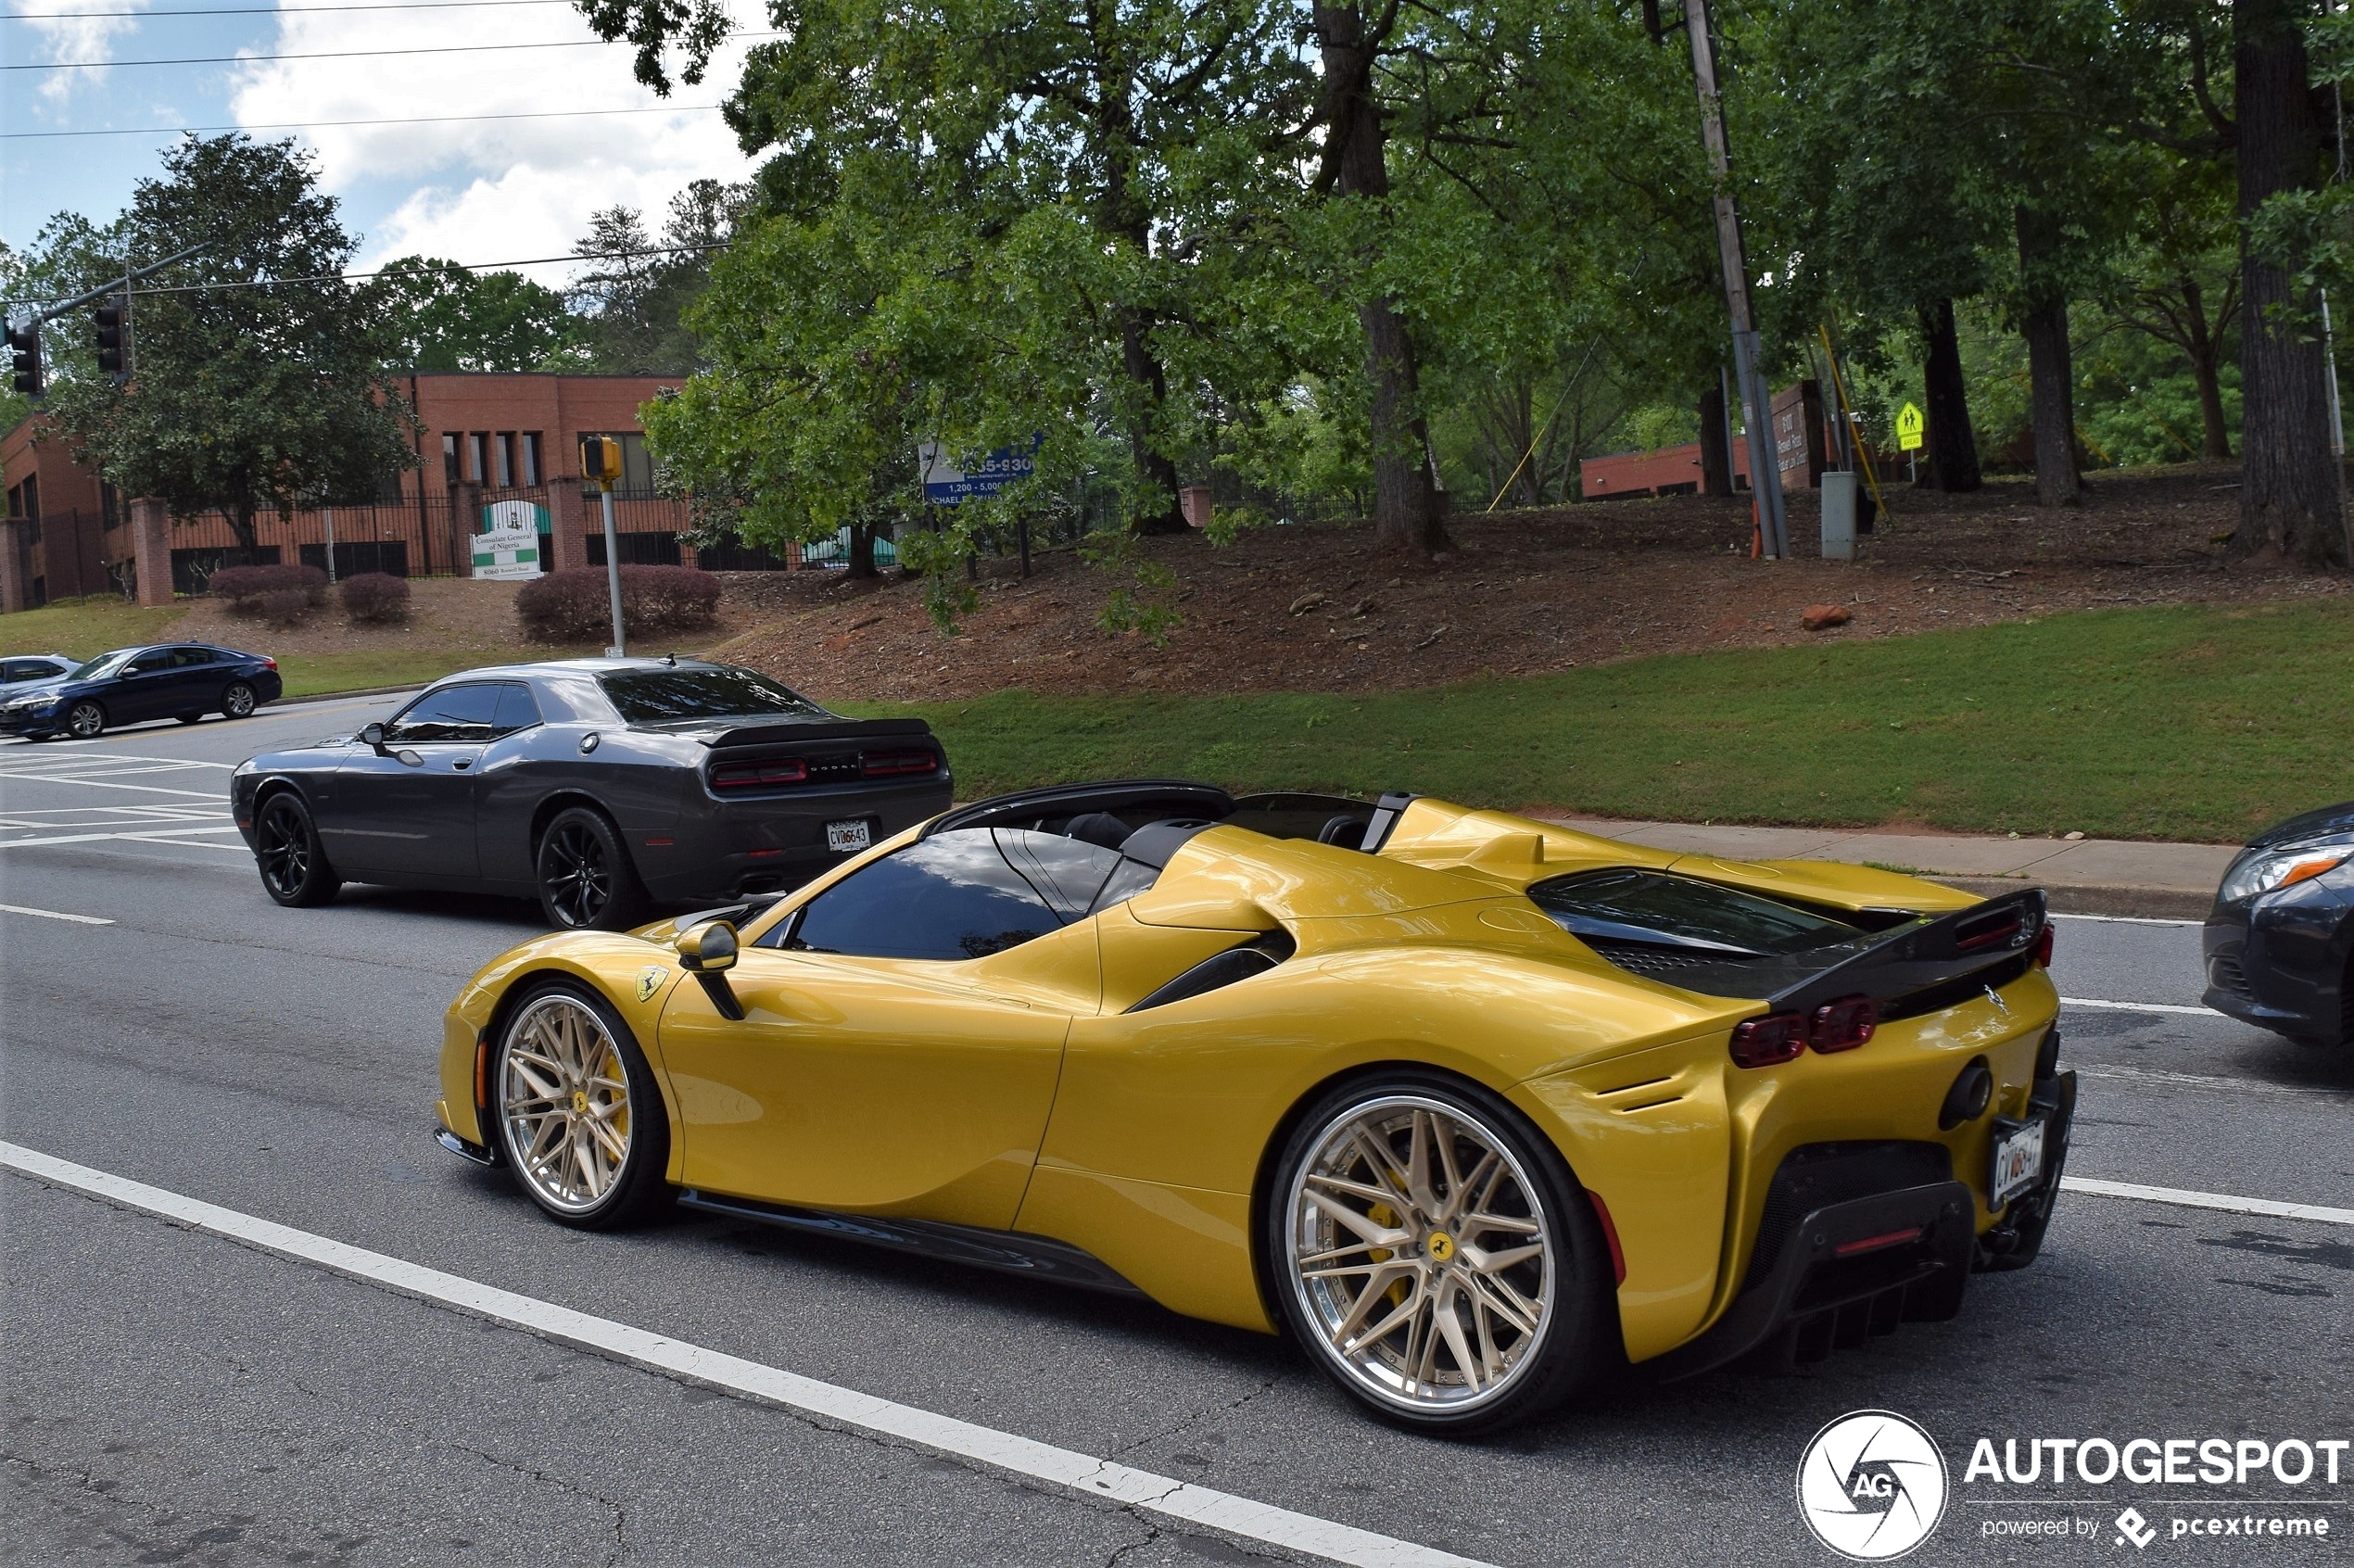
[
  {"left": 1271, "top": 1074, "right": 1613, "bottom": 1434},
  {"left": 495, "top": 985, "right": 669, "bottom": 1228},
  {"left": 536, "top": 806, "right": 647, "bottom": 931}
]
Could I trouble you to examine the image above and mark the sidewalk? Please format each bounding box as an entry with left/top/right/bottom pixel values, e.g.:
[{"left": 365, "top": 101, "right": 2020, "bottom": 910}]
[{"left": 1533, "top": 816, "right": 2236, "bottom": 920}]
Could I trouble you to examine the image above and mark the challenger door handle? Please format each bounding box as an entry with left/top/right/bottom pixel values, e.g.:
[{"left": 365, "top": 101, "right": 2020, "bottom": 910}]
[{"left": 452, "top": 759, "right": 473, "bottom": 771}]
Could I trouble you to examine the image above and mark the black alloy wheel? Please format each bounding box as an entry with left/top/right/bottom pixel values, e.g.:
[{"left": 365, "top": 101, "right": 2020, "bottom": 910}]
[
  {"left": 536, "top": 806, "right": 647, "bottom": 931},
  {"left": 64, "top": 700, "right": 106, "bottom": 740},
  {"left": 255, "top": 792, "right": 341, "bottom": 906},
  {"left": 222, "top": 681, "right": 259, "bottom": 718}
]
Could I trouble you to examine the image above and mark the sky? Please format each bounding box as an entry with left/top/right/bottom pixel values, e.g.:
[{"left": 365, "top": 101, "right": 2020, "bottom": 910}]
[{"left": 2, "top": 0, "right": 765, "bottom": 290}]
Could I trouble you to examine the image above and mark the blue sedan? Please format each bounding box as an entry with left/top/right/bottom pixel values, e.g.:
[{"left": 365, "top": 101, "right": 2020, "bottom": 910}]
[{"left": 0, "top": 642, "right": 285, "bottom": 740}]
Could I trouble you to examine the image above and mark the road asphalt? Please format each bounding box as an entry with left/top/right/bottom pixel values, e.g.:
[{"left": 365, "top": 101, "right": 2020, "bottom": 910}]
[{"left": 1, "top": 700, "right": 2348, "bottom": 1566}]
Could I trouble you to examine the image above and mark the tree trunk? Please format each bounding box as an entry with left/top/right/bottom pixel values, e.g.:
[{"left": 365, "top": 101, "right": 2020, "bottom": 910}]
[
  {"left": 2233, "top": 0, "right": 2345, "bottom": 563},
  {"left": 231, "top": 500, "right": 259, "bottom": 566},
  {"left": 847, "top": 522, "right": 876, "bottom": 578},
  {"left": 1120, "top": 308, "right": 1190, "bottom": 535},
  {"left": 1917, "top": 298, "right": 1982, "bottom": 491},
  {"left": 2179, "top": 278, "right": 2236, "bottom": 460},
  {"left": 1697, "top": 383, "right": 1733, "bottom": 496},
  {"left": 1314, "top": 4, "right": 1451, "bottom": 555},
  {"left": 2016, "top": 208, "right": 2082, "bottom": 507}
]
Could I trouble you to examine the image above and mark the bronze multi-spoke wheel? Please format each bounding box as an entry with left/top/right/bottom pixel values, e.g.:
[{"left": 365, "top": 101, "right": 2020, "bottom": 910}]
[
  {"left": 1271, "top": 1076, "right": 1613, "bottom": 1432},
  {"left": 495, "top": 987, "right": 668, "bottom": 1227}
]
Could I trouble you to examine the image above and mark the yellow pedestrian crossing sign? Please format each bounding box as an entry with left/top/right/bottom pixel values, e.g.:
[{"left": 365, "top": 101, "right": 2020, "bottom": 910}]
[{"left": 1896, "top": 402, "right": 1925, "bottom": 451}]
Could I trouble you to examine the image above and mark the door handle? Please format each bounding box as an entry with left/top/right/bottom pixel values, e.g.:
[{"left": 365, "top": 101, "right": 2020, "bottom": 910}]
[{"left": 452, "top": 759, "right": 474, "bottom": 771}]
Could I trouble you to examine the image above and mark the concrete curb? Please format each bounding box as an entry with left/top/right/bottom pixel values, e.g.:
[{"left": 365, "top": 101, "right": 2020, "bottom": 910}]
[
  {"left": 276, "top": 684, "right": 425, "bottom": 706},
  {"left": 1928, "top": 877, "right": 2211, "bottom": 922}
]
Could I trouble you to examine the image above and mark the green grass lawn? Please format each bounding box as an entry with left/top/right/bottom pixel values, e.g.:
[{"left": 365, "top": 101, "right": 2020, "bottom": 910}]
[
  {"left": 0, "top": 596, "right": 187, "bottom": 659},
  {"left": 272, "top": 651, "right": 509, "bottom": 699},
  {"left": 853, "top": 598, "right": 2354, "bottom": 844}
]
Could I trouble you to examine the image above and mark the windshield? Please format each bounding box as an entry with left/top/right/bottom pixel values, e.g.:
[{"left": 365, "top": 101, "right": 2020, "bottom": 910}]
[
  {"left": 597, "top": 666, "right": 830, "bottom": 726},
  {"left": 69, "top": 649, "right": 134, "bottom": 681}
]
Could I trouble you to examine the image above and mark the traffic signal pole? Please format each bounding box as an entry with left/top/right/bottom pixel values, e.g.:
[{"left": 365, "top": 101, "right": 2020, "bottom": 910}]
[
  {"left": 1683, "top": 0, "right": 1789, "bottom": 560},
  {"left": 5, "top": 239, "right": 211, "bottom": 400},
  {"left": 600, "top": 486, "right": 626, "bottom": 657}
]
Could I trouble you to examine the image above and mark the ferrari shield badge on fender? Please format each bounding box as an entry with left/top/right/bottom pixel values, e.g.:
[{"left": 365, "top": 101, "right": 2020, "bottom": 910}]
[{"left": 637, "top": 965, "right": 665, "bottom": 1003}]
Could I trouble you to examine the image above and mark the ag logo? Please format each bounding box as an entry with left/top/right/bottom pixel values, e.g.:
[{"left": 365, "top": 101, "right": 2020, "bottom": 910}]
[
  {"left": 636, "top": 965, "right": 665, "bottom": 1003},
  {"left": 1796, "top": 1410, "right": 1948, "bottom": 1561}
]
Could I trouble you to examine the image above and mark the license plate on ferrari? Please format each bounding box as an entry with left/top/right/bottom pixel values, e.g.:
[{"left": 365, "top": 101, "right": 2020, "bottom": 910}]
[
  {"left": 1991, "top": 1118, "right": 2046, "bottom": 1208},
  {"left": 826, "top": 818, "right": 872, "bottom": 854}
]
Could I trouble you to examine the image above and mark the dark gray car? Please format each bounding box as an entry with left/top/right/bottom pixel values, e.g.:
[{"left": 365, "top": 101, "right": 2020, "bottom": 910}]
[
  {"left": 2202, "top": 800, "right": 2354, "bottom": 1046},
  {"left": 229, "top": 657, "right": 953, "bottom": 929}
]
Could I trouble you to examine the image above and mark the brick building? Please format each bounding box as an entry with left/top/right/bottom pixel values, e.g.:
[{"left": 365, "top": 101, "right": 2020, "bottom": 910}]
[{"left": 0, "top": 372, "right": 792, "bottom": 613}]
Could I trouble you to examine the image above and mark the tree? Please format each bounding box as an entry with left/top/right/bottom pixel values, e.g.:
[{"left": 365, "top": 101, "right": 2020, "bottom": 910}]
[
  {"left": 369, "top": 257, "right": 579, "bottom": 373},
  {"left": 2232, "top": 0, "right": 2346, "bottom": 563},
  {"left": 39, "top": 135, "right": 416, "bottom": 563},
  {"left": 569, "top": 182, "right": 743, "bottom": 373},
  {"left": 2098, "top": 152, "right": 2239, "bottom": 459}
]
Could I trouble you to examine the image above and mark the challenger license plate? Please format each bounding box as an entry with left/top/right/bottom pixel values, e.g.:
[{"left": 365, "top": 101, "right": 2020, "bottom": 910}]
[
  {"left": 1990, "top": 1118, "right": 2047, "bottom": 1208},
  {"left": 826, "top": 818, "right": 872, "bottom": 854}
]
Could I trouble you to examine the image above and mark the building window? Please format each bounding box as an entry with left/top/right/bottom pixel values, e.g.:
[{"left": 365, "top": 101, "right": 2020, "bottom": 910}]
[
  {"left": 442, "top": 434, "right": 461, "bottom": 486},
  {"left": 101, "top": 482, "right": 120, "bottom": 531},
  {"left": 521, "top": 432, "right": 541, "bottom": 487},
  {"left": 467, "top": 433, "right": 487, "bottom": 483},
  {"left": 579, "top": 432, "right": 654, "bottom": 496},
  {"left": 494, "top": 433, "right": 514, "bottom": 488}
]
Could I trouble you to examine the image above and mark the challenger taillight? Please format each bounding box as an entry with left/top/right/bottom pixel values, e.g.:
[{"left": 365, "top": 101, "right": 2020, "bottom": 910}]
[
  {"left": 1729, "top": 1012, "right": 1808, "bottom": 1068},
  {"left": 862, "top": 748, "right": 939, "bottom": 778},
  {"left": 1808, "top": 994, "right": 1878, "bottom": 1053},
  {"left": 711, "top": 758, "right": 810, "bottom": 790},
  {"left": 2031, "top": 924, "right": 2055, "bottom": 967}
]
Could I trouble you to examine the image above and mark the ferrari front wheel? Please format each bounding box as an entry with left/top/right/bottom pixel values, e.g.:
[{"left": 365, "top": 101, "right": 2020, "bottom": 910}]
[
  {"left": 494, "top": 985, "right": 670, "bottom": 1228},
  {"left": 1270, "top": 1074, "right": 1614, "bottom": 1434}
]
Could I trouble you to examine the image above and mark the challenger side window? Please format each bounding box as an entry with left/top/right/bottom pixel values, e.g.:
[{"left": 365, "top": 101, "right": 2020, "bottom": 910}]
[{"left": 387, "top": 683, "right": 502, "bottom": 743}]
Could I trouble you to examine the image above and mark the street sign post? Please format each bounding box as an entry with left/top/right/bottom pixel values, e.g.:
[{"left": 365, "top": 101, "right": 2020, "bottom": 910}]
[
  {"left": 1896, "top": 402, "right": 1925, "bottom": 451},
  {"left": 472, "top": 500, "right": 545, "bottom": 581}
]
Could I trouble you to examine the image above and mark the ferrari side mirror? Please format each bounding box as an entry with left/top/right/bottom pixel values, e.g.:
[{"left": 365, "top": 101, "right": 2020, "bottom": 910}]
[{"left": 676, "top": 919, "right": 744, "bottom": 1020}]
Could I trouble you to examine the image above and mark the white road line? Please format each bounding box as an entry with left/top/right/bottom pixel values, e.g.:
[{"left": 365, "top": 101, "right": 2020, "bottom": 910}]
[
  {"left": 0, "top": 775, "right": 227, "bottom": 801},
  {"left": 0, "top": 903, "right": 114, "bottom": 925},
  {"left": 0, "top": 826, "right": 243, "bottom": 849},
  {"left": 2061, "top": 996, "right": 2217, "bottom": 1017},
  {"left": 2062, "top": 1176, "right": 2354, "bottom": 1228},
  {"left": 2051, "top": 913, "right": 2202, "bottom": 928},
  {"left": 0, "top": 1143, "right": 1491, "bottom": 1568}
]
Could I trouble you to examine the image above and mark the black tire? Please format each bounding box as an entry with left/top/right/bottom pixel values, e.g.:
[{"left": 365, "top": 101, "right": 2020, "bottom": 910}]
[
  {"left": 64, "top": 700, "right": 106, "bottom": 740},
  {"left": 536, "top": 805, "right": 648, "bottom": 931},
  {"left": 175, "top": 714, "right": 204, "bottom": 726},
  {"left": 221, "top": 681, "right": 259, "bottom": 718},
  {"left": 492, "top": 980, "right": 671, "bottom": 1229},
  {"left": 254, "top": 791, "right": 342, "bottom": 906},
  {"left": 1264, "top": 1068, "right": 1618, "bottom": 1435}
]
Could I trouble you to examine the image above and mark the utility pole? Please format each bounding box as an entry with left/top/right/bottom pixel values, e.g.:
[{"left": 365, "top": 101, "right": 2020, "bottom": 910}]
[{"left": 1684, "top": 0, "right": 1789, "bottom": 560}]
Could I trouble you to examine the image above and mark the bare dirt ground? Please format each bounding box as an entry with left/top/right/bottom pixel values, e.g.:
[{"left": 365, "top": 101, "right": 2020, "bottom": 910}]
[{"left": 711, "top": 462, "right": 2350, "bottom": 705}]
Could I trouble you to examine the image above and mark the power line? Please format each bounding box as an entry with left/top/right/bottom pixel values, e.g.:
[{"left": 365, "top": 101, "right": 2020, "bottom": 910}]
[
  {"left": 0, "top": 103, "right": 723, "bottom": 138},
  {"left": 6, "top": 0, "right": 576, "bottom": 17},
  {"left": 5, "top": 241, "right": 729, "bottom": 311},
  {"left": 6, "top": 31, "right": 775, "bottom": 68}
]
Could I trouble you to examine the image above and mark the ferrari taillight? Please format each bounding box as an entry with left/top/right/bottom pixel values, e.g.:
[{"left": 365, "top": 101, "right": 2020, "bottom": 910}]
[
  {"left": 1808, "top": 995, "right": 1878, "bottom": 1054},
  {"left": 2031, "top": 924, "right": 2055, "bottom": 967},
  {"left": 1729, "top": 1012, "right": 1807, "bottom": 1068},
  {"left": 861, "top": 748, "right": 938, "bottom": 778},
  {"left": 711, "top": 758, "right": 810, "bottom": 790}
]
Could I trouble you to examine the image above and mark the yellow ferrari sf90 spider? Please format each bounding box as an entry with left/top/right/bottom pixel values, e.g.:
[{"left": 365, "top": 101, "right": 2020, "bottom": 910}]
[{"left": 435, "top": 780, "right": 2073, "bottom": 1433}]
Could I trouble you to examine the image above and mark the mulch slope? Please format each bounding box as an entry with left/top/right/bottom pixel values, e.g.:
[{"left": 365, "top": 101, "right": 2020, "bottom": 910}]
[{"left": 713, "top": 462, "right": 2348, "bottom": 705}]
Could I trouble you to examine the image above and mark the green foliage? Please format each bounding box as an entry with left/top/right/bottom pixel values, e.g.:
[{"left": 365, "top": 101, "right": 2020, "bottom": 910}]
[
  {"left": 33, "top": 135, "right": 417, "bottom": 559},
  {"left": 367, "top": 258, "right": 579, "bottom": 373},
  {"left": 860, "top": 598, "right": 2354, "bottom": 843}
]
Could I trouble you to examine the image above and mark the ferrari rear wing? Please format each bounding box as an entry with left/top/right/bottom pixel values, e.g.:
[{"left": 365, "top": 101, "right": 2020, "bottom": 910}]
[{"left": 1768, "top": 888, "right": 2049, "bottom": 1016}]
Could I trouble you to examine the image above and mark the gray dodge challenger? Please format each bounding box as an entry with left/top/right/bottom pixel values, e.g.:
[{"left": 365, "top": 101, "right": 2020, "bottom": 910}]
[{"left": 230, "top": 658, "right": 953, "bottom": 929}]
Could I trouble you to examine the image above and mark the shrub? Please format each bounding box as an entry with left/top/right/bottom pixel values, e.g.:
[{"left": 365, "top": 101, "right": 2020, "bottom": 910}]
[
  {"left": 338, "top": 572, "right": 411, "bottom": 625},
  {"left": 516, "top": 566, "right": 723, "bottom": 643},
  {"left": 210, "top": 563, "right": 328, "bottom": 613},
  {"left": 254, "top": 587, "right": 314, "bottom": 628}
]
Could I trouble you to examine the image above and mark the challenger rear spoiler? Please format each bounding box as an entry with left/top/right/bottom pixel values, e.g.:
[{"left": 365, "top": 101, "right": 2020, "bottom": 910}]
[
  {"left": 1769, "top": 888, "right": 2049, "bottom": 1015},
  {"left": 703, "top": 717, "right": 936, "bottom": 750}
]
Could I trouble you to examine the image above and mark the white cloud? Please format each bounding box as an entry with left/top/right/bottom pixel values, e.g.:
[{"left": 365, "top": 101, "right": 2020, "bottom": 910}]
[
  {"left": 19, "top": 0, "right": 155, "bottom": 106},
  {"left": 227, "top": 0, "right": 763, "bottom": 275}
]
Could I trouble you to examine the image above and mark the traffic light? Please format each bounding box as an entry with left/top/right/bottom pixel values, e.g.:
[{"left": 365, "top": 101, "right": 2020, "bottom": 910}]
[
  {"left": 93, "top": 297, "right": 126, "bottom": 385},
  {"left": 580, "top": 435, "right": 623, "bottom": 488},
  {"left": 6, "top": 321, "right": 40, "bottom": 398}
]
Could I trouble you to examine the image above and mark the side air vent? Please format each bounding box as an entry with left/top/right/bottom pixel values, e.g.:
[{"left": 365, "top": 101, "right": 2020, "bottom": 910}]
[{"left": 1126, "top": 932, "right": 1297, "bottom": 1013}]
